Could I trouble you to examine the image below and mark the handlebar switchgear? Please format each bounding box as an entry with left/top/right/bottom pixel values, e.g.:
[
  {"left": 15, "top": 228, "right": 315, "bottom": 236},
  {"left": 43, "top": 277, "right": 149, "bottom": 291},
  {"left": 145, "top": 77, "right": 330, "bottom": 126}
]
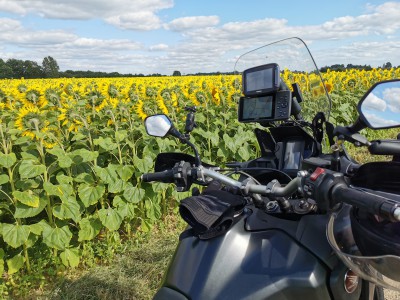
[
  {"left": 301, "top": 167, "right": 345, "bottom": 212},
  {"left": 141, "top": 161, "right": 193, "bottom": 192},
  {"left": 301, "top": 167, "right": 400, "bottom": 222}
]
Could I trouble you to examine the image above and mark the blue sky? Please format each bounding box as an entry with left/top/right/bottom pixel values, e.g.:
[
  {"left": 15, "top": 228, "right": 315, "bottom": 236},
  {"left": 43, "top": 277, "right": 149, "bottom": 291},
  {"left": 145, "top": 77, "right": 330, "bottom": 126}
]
[
  {"left": 0, "top": 0, "right": 398, "bottom": 75},
  {"left": 362, "top": 81, "right": 400, "bottom": 127}
]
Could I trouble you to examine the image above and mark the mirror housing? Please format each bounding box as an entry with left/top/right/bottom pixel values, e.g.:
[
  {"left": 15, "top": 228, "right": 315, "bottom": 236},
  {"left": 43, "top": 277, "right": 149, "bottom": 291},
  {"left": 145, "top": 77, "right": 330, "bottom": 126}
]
[
  {"left": 358, "top": 79, "right": 400, "bottom": 130},
  {"left": 143, "top": 114, "right": 202, "bottom": 166},
  {"left": 144, "top": 114, "right": 173, "bottom": 137}
]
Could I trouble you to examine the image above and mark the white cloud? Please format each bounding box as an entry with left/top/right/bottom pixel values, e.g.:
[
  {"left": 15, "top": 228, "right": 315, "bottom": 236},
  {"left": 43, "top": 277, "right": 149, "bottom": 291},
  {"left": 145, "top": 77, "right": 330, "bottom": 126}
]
[
  {"left": 166, "top": 16, "right": 220, "bottom": 31},
  {"left": 66, "top": 38, "right": 142, "bottom": 50},
  {"left": 0, "top": 1, "right": 399, "bottom": 74},
  {"left": 156, "top": 2, "right": 400, "bottom": 74},
  {"left": 105, "top": 11, "right": 163, "bottom": 31},
  {"left": 314, "top": 40, "right": 400, "bottom": 68},
  {"left": 149, "top": 43, "right": 169, "bottom": 51},
  {"left": 321, "top": 2, "right": 400, "bottom": 36},
  {"left": 0, "top": 0, "right": 174, "bottom": 18},
  {"left": 363, "top": 112, "right": 400, "bottom": 128},
  {"left": 0, "top": 18, "right": 23, "bottom": 31},
  {"left": 383, "top": 87, "right": 400, "bottom": 113},
  {"left": 0, "top": 0, "right": 173, "bottom": 30},
  {"left": 0, "top": 19, "right": 76, "bottom": 46},
  {"left": 362, "top": 92, "right": 387, "bottom": 111},
  {"left": 0, "top": 19, "right": 145, "bottom": 73},
  {"left": 180, "top": 1, "right": 400, "bottom": 46}
]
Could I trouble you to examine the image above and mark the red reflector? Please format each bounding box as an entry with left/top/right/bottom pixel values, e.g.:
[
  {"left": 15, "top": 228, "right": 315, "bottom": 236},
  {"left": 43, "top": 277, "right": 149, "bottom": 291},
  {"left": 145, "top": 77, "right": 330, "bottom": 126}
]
[{"left": 310, "top": 167, "right": 325, "bottom": 181}]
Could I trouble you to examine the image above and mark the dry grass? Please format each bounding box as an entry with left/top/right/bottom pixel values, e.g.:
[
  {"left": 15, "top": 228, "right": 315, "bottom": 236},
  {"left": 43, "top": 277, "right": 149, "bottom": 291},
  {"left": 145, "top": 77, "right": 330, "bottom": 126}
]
[
  {"left": 42, "top": 215, "right": 185, "bottom": 300},
  {"left": 41, "top": 213, "right": 400, "bottom": 300},
  {"left": 385, "top": 289, "right": 400, "bottom": 299}
]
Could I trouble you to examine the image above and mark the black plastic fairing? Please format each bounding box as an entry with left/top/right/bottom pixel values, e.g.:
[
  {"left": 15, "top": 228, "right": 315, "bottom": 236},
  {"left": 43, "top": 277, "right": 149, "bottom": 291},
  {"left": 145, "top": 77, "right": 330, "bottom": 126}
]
[
  {"left": 350, "top": 161, "right": 400, "bottom": 193},
  {"left": 154, "top": 287, "right": 188, "bottom": 300},
  {"left": 154, "top": 152, "right": 214, "bottom": 172},
  {"left": 161, "top": 216, "right": 331, "bottom": 299}
]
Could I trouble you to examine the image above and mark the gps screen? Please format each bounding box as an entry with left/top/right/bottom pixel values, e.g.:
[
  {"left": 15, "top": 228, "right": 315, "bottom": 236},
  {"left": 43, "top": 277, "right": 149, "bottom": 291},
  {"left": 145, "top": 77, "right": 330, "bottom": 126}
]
[
  {"left": 245, "top": 68, "right": 274, "bottom": 93},
  {"left": 241, "top": 96, "right": 273, "bottom": 121},
  {"left": 242, "top": 63, "right": 280, "bottom": 97}
]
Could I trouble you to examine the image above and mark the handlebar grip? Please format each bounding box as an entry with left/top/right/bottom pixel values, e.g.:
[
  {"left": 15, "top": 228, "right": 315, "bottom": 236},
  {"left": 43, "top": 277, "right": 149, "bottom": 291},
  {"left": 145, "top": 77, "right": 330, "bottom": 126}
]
[
  {"left": 141, "top": 169, "right": 174, "bottom": 183},
  {"left": 332, "top": 185, "right": 400, "bottom": 221}
]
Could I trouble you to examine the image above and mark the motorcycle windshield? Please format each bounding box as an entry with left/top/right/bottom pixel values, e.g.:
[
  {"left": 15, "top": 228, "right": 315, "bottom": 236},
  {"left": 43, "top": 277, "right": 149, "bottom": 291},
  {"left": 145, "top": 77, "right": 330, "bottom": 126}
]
[
  {"left": 234, "top": 37, "right": 331, "bottom": 122},
  {"left": 327, "top": 205, "right": 400, "bottom": 291}
]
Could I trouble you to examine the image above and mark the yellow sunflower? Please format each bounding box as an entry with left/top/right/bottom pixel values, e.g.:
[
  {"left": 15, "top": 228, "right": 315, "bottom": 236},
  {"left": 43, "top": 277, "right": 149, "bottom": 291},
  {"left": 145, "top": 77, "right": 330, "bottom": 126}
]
[
  {"left": 156, "top": 95, "right": 169, "bottom": 115},
  {"left": 15, "top": 105, "right": 49, "bottom": 140},
  {"left": 22, "top": 89, "right": 48, "bottom": 108},
  {"left": 41, "top": 126, "right": 60, "bottom": 149},
  {"left": 171, "top": 93, "right": 178, "bottom": 107},
  {"left": 134, "top": 100, "right": 147, "bottom": 120},
  {"left": 211, "top": 88, "right": 221, "bottom": 106},
  {"left": 58, "top": 104, "right": 84, "bottom": 132},
  {"left": 87, "top": 90, "right": 107, "bottom": 112}
]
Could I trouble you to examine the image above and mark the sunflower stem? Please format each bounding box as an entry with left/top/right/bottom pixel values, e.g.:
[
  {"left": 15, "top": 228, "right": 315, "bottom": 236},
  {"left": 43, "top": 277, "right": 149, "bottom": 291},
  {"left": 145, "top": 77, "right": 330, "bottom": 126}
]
[
  {"left": 38, "top": 140, "right": 55, "bottom": 227},
  {"left": 23, "top": 243, "right": 32, "bottom": 274}
]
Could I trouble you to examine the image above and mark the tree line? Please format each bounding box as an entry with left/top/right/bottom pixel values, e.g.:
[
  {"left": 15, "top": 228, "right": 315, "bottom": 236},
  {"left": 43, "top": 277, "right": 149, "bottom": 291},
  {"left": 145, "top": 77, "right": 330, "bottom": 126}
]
[
  {"left": 0, "top": 56, "right": 60, "bottom": 79},
  {"left": 319, "top": 62, "right": 395, "bottom": 72},
  {"left": 0, "top": 56, "right": 166, "bottom": 79},
  {"left": 0, "top": 56, "right": 397, "bottom": 79}
]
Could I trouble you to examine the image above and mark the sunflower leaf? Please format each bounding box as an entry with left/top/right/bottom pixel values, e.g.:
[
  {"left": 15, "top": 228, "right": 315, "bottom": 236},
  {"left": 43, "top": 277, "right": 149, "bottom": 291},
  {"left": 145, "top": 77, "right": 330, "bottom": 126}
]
[
  {"left": 0, "top": 153, "right": 16, "bottom": 168},
  {"left": 19, "top": 160, "right": 46, "bottom": 179}
]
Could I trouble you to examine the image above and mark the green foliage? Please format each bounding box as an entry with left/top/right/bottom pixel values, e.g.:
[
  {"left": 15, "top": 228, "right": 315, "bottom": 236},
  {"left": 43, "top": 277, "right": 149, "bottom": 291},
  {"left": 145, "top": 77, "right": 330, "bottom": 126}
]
[
  {"left": 2, "top": 224, "right": 30, "bottom": 248},
  {"left": 0, "top": 73, "right": 397, "bottom": 299},
  {"left": 42, "top": 56, "right": 60, "bottom": 78}
]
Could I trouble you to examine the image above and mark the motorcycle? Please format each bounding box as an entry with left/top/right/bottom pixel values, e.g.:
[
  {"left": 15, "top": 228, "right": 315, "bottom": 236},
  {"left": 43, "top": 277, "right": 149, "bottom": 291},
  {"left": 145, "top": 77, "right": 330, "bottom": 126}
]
[{"left": 141, "top": 37, "right": 400, "bottom": 300}]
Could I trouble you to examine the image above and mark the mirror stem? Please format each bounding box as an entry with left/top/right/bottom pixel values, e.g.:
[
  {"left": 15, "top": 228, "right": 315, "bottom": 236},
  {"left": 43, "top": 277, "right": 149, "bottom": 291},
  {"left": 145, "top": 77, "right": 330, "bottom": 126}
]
[
  {"left": 169, "top": 127, "right": 202, "bottom": 166},
  {"left": 347, "top": 117, "right": 367, "bottom": 134},
  {"left": 169, "top": 127, "right": 185, "bottom": 140},
  {"left": 184, "top": 140, "right": 202, "bottom": 166}
]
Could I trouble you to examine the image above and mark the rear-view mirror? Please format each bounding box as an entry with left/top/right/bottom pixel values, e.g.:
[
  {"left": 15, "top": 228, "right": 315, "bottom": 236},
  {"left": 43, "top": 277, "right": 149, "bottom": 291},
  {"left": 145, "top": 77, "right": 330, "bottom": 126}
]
[
  {"left": 358, "top": 79, "right": 400, "bottom": 129},
  {"left": 144, "top": 114, "right": 173, "bottom": 137}
]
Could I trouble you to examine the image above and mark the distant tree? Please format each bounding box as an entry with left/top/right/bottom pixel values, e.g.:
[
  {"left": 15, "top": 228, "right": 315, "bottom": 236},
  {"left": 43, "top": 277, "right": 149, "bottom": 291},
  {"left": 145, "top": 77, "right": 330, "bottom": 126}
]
[
  {"left": 320, "top": 63, "right": 373, "bottom": 72},
  {"left": 330, "top": 64, "right": 345, "bottom": 71},
  {"left": 6, "top": 58, "right": 25, "bottom": 78},
  {"left": 23, "top": 60, "right": 43, "bottom": 78},
  {"left": 42, "top": 56, "right": 60, "bottom": 78},
  {"left": 346, "top": 63, "right": 372, "bottom": 71},
  {"left": 172, "top": 70, "right": 181, "bottom": 76},
  {"left": 383, "top": 62, "right": 392, "bottom": 69},
  {"left": 109, "top": 72, "right": 120, "bottom": 77},
  {"left": 0, "top": 59, "right": 13, "bottom": 78}
]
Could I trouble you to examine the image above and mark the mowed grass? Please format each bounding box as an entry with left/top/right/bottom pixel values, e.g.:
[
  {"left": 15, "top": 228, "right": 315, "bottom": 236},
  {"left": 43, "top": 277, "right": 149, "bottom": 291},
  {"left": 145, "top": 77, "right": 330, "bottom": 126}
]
[
  {"left": 40, "top": 211, "right": 400, "bottom": 300},
  {"left": 34, "top": 215, "right": 185, "bottom": 300}
]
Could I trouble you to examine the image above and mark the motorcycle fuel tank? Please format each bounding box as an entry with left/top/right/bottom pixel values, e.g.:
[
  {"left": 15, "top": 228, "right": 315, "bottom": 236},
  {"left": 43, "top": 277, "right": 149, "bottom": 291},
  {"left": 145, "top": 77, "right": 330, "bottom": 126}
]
[{"left": 154, "top": 216, "right": 331, "bottom": 300}]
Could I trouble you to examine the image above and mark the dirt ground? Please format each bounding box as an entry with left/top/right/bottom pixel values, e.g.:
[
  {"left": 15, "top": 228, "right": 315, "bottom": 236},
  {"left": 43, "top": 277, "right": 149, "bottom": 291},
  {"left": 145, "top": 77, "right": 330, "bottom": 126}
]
[{"left": 385, "top": 289, "right": 400, "bottom": 299}]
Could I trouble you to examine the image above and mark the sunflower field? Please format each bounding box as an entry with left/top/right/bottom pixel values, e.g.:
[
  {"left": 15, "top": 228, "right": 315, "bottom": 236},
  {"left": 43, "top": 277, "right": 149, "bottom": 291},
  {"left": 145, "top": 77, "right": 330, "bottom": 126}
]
[{"left": 0, "top": 67, "right": 399, "bottom": 284}]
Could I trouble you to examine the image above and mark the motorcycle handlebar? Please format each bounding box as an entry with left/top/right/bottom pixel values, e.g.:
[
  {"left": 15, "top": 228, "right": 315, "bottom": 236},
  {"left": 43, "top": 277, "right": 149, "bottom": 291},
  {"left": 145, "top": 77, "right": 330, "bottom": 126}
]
[
  {"left": 332, "top": 184, "right": 400, "bottom": 222},
  {"left": 141, "top": 163, "right": 300, "bottom": 197},
  {"left": 141, "top": 162, "right": 400, "bottom": 222},
  {"left": 141, "top": 169, "right": 175, "bottom": 183}
]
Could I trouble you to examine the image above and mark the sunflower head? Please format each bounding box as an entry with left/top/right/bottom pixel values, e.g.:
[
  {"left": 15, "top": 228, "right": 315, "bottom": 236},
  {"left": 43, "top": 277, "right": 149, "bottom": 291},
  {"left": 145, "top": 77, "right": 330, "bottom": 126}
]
[
  {"left": 58, "top": 104, "right": 84, "bottom": 132},
  {"left": 87, "top": 90, "right": 107, "bottom": 112},
  {"left": 41, "top": 125, "right": 60, "bottom": 149},
  {"left": 134, "top": 100, "right": 148, "bottom": 120},
  {"left": 45, "top": 88, "right": 62, "bottom": 107},
  {"left": 15, "top": 105, "right": 49, "bottom": 140},
  {"left": 108, "top": 84, "right": 120, "bottom": 98},
  {"left": 324, "top": 82, "right": 333, "bottom": 93},
  {"left": 156, "top": 95, "right": 169, "bottom": 115},
  {"left": 23, "top": 89, "right": 48, "bottom": 108},
  {"left": 18, "top": 84, "right": 27, "bottom": 93}
]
